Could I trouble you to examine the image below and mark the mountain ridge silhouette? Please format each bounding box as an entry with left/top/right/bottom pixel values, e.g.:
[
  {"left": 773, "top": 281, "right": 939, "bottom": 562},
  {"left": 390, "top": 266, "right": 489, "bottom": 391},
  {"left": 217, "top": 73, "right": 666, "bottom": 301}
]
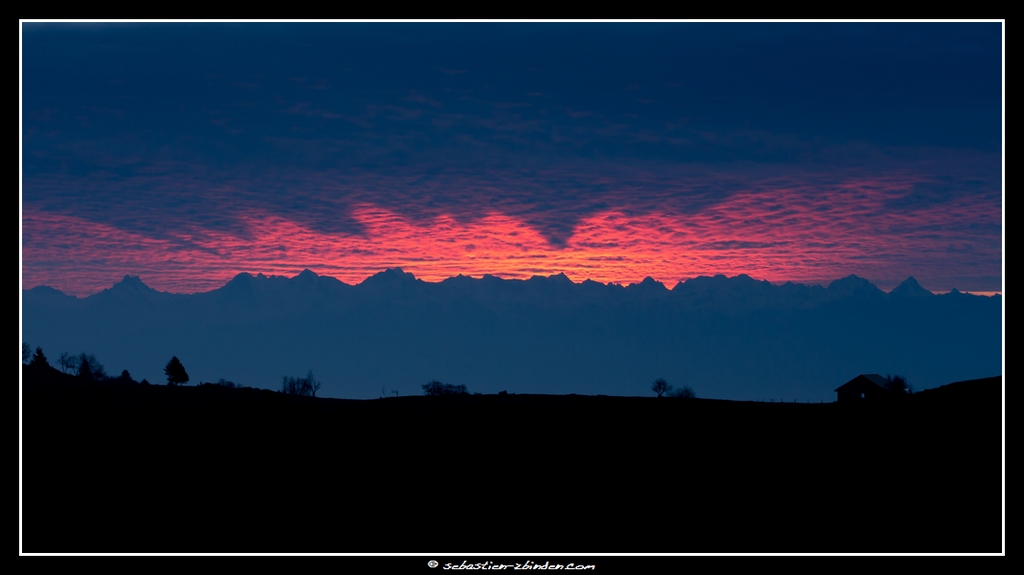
[
  {"left": 23, "top": 269, "right": 1001, "bottom": 400},
  {"left": 23, "top": 269, "right": 1000, "bottom": 302}
]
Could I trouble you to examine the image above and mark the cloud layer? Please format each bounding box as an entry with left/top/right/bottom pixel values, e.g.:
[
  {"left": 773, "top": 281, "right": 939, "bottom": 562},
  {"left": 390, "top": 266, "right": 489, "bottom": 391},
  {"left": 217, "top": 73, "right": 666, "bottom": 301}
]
[
  {"left": 21, "top": 23, "right": 1003, "bottom": 295},
  {"left": 23, "top": 168, "right": 1001, "bottom": 296}
]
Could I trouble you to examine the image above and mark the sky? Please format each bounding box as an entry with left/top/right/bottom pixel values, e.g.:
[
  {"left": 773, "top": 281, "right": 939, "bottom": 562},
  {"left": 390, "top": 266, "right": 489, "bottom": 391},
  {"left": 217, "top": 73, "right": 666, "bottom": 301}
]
[{"left": 20, "top": 21, "right": 1004, "bottom": 297}]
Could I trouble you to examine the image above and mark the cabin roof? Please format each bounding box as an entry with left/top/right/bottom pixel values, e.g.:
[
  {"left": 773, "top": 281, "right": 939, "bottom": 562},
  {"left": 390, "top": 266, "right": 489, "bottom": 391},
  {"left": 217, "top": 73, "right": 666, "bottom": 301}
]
[{"left": 835, "top": 373, "right": 888, "bottom": 392}]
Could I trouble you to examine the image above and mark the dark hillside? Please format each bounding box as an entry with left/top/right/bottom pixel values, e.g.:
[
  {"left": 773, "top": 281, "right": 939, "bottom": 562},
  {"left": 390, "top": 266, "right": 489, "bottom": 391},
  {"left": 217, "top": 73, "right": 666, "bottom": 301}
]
[
  {"left": 911, "top": 375, "right": 1001, "bottom": 406},
  {"left": 22, "top": 370, "right": 1002, "bottom": 552}
]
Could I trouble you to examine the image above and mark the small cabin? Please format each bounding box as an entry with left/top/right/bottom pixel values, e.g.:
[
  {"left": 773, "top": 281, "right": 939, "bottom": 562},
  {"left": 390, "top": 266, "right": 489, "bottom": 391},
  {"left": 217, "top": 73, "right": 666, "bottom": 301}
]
[{"left": 835, "top": 374, "right": 889, "bottom": 403}]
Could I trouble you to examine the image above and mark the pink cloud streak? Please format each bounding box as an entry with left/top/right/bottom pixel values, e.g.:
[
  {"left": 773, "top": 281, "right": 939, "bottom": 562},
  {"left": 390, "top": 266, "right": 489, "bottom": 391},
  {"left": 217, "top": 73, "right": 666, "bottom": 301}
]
[{"left": 21, "top": 178, "right": 1001, "bottom": 297}]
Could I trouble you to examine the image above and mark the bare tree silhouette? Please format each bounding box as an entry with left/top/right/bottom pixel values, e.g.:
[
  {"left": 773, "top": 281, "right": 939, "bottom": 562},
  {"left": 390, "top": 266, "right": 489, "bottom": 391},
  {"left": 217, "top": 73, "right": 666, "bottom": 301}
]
[
  {"left": 669, "top": 385, "right": 697, "bottom": 399},
  {"left": 281, "top": 370, "right": 321, "bottom": 396},
  {"left": 58, "top": 352, "right": 78, "bottom": 375},
  {"left": 652, "top": 378, "right": 673, "bottom": 397},
  {"left": 422, "top": 381, "right": 468, "bottom": 396}
]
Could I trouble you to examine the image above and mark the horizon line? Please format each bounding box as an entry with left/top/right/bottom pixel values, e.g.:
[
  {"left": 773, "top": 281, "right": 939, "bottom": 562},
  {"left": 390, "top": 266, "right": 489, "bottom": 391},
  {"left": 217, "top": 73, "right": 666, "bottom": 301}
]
[{"left": 22, "top": 267, "right": 1003, "bottom": 299}]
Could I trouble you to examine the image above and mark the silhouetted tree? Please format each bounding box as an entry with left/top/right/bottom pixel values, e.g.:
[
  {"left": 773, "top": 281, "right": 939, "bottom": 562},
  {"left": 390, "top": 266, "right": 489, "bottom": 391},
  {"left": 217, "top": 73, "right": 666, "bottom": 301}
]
[
  {"left": 281, "top": 370, "right": 320, "bottom": 396},
  {"left": 165, "top": 356, "right": 190, "bottom": 386},
  {"left": 77, "top": 356, "right": 92, "bottom": 379},
  {"left": 58, "top": 352, "right": 78, "bottom": 375},
  {"left": 422, "top": 380, "right": 468, "bottom": 396},
  {"left": 652, "top": 378, "right": 672, "bottom": 398},
  {"left": 77, "top": 353, "right": 106, "bottom": 380},
  {"left": 669, "top": 385, "right": 697, "bottom": 399},
  {"left": 885, "top": 374, "right": 911, "bottom": 396},
  {"left": 308, "top": 370, "right": 322, "bottom": 397},
  {"left": 30, "top": 347, "right": 50, "bottom": 369},
  {"left": 22, "top": 342, "right": 30, "bottom": 364},
  {"left": 116, "top": 369, "right": 135, "bottom": 384},
  {"left": 282, "top": 374, "right": 304, "bottom": 395}
]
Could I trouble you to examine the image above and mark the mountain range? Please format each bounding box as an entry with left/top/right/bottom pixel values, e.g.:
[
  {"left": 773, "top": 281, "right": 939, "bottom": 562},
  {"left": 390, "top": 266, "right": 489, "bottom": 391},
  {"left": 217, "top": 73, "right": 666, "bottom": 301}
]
[{"left": 22, "top": 270, "right": 1002, "bottom": 400}]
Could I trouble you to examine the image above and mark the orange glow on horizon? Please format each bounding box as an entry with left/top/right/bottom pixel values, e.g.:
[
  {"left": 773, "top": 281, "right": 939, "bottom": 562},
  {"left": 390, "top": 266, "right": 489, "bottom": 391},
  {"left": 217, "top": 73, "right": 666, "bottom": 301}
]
[{"left": 22, "top": 182, "right": 1001, "bottom": 297}]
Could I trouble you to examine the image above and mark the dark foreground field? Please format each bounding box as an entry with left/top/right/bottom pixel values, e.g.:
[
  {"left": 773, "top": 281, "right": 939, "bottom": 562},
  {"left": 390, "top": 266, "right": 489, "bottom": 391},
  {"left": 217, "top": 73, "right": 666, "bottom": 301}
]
[{"left": 22, "top": 369, "right": 1002, "bottom": 553}]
